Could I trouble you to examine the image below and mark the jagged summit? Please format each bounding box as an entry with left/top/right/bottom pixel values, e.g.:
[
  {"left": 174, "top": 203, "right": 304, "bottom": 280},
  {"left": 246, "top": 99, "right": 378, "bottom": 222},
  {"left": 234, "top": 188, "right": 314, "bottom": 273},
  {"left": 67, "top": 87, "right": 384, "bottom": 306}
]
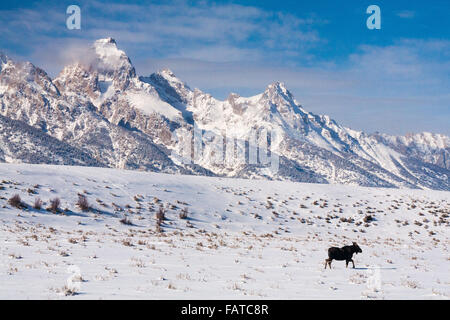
[
  {"left": 0, "top": 38, "right": 449, "bottom": 190},
  {"left": 267, "top": 81, "right": 288, "bottom": 91},
  {"left": 264, "top": 81, "right": 294, "bottom": 101},
  {"left": 227, "top": 92, "right": 241, "bottom": 100},
  {"left": 92, "top": 37, "right": 122, "bottom": 56},
  {"left": 0, "top": 53, "right": 9, "bottom": 72},
  {"left": 94, "top": 37, "right": 117, "bottom": 45},
  {"left": 0, "top": 52, "right": 8, "bottom": 64},
  {"left": 154, "top": 68, "right": 189, "bottom": 89},
  {"left": 90, "top": 37, "right": 136, "bottom": 81},
  {"left": 158, "top": 68, "right": 177, "bottom": 79}
]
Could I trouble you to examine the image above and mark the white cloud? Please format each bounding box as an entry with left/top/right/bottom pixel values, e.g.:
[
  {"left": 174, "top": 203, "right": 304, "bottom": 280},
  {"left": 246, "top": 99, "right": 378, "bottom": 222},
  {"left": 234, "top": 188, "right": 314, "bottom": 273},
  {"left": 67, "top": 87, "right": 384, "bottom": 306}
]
[
  {"left": 0, "top": 2, "right": 448, "bottom": 135},
  {"left": 135, "top": 39, "right": 450, "bottom": 135},
  {"left": 0, "top": 0, "right": 322, "bottom": 70}
]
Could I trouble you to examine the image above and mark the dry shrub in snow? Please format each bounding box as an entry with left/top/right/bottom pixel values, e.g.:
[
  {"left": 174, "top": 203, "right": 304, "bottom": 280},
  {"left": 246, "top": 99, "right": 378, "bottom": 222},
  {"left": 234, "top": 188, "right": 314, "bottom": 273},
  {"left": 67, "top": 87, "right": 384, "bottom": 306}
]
[
  {"left": 63, "top": 286, "right": 78, "bottom": 296},
  {"left": 33, "top": 197, "right": 43, "bottom": 210},
  {"left": 155, "top": 207, "right": 166, "bottom": 232},
  {"left": 48, "top": 197, "right": 61, "bottom": 213},
  {"left": 120, "top": 216, "right": 133, "bottom": 225},
  {"left": 179, "top": 207, "right": 188, "bottom": 219},
  {"left": 76, "top": 194, "right": 90, "bottom": 212},
  {"left": 8, "top": 194, "right": 23, "bottom": 208},
  {"left": 122, "top": 239, "right": 133, "bottom": 246},
  {"left": 156, "top": 207, "right": 165, "bottom": 223}
]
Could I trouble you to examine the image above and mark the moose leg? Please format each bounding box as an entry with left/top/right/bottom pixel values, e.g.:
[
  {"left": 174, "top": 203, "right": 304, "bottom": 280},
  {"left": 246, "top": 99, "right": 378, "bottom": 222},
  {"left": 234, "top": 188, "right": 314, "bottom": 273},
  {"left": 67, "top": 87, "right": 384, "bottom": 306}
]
[
  {"left": 346, "top": 260, "right": 349, "bottom": 268},
  {"left": 328, "top": 260, "right": 332, "bottom": 269},
  {"left": 325, "top": 259, "right": 331, "bottom": 269},
  {"left": 351, "top": 259, "right": 355, "bottom": 268}
]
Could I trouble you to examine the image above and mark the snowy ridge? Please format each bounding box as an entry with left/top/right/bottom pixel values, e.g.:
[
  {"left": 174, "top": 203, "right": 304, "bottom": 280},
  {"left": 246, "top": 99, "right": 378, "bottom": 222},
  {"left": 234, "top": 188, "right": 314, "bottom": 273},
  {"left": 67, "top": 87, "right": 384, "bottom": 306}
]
[{"left": 0, "top": 38, "right": 449, "bottom": 190}]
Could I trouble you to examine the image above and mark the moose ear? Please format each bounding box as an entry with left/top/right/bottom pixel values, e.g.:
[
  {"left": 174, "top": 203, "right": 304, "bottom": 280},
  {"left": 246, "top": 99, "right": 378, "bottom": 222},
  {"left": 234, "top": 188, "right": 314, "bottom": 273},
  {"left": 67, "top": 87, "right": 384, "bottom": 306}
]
[{"left": 352, "top": 242, "right": 357, "bottom": 245}]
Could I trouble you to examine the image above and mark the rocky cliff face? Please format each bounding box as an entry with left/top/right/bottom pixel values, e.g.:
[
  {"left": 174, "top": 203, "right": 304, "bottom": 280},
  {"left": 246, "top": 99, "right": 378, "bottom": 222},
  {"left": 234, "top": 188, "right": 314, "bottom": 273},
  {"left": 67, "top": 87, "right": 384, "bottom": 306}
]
[
  {"left": 0, "top": 46, "right": 180, "bottom": 173},
  {"left": 0, "top": 38, "right": 448, "bottom": 190}
]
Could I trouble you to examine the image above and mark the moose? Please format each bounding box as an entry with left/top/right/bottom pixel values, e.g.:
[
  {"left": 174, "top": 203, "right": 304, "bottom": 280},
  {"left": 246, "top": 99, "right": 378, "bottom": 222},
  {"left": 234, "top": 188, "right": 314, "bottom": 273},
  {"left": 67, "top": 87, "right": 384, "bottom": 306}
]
[{"left": 324, "top": 242, "right": 362, "bottom": 269}]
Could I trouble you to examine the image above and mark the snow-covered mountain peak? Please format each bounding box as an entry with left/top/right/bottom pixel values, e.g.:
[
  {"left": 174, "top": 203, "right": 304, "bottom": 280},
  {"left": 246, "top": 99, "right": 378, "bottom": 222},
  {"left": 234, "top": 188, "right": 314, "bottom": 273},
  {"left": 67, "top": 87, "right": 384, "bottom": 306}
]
[
  {"left": 53, "top": 62, "right": 100, "bottom": 102},
  {"left": 56, "top": 62, "right": 89, "bottom": 80},
  {"left": 1, "top": 38, "right": 449, "bottom": 190},
  {"left": 90, "top": 38, "right": 136, "bottom": 82},
  {"left": 265, "top": 81, "right": 291, "bottom": 96},
  {"left": 153, "top": 68, "right": 191, "bottom": 91},
  {"left": 0, "top": 55, "right": 59, "bottom": 97},
  {"left": 92, "top": 37, "right": 121, "bottom": 55},
  {"left": 227, "top": 92, "right": 241, "bottom": 101},
  {"left": 0, "top": 53, "right": 13, "bottom": 74},
  {"left": 158, "top": 68, "right": 177, "bottom": 79},
  {"left": 404, "top": 132, "right": 449, "bottom": 148},
  {"left": 262, "top": 81, "right": 296, "bottom": 109},
  {"left": 379, "top": 132, "right": 449, "bottom": 150},
  {"left": 141, "top": 68, "right": 194, "bottom": 109},
  {"left": 0, "top": 52, "right": 9, "bottom": 66},
  {"left": 95, "top": 37, "right": 117, "bottom": 45}
]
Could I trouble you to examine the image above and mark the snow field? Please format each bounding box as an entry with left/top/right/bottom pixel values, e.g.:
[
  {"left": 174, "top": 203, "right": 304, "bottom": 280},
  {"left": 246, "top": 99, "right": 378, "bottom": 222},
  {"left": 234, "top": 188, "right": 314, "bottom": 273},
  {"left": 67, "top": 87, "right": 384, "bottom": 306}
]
[{"left": 0, "top": 163, "right": 448, "bottom": 299}]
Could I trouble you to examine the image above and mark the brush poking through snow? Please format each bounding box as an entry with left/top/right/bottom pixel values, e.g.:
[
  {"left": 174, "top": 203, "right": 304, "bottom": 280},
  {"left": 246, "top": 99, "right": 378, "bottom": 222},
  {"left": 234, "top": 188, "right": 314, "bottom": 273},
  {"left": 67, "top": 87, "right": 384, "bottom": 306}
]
[{"left": 0, "top": 163, "right": 448, "bottom": 299}]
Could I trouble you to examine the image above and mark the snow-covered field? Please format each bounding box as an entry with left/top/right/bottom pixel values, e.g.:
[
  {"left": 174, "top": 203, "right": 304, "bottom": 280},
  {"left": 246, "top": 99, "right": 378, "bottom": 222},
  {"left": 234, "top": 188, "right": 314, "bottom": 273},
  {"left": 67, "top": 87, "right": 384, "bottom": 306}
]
[{"left": 0, "top": 163, "right": 448, "bottom": 299}]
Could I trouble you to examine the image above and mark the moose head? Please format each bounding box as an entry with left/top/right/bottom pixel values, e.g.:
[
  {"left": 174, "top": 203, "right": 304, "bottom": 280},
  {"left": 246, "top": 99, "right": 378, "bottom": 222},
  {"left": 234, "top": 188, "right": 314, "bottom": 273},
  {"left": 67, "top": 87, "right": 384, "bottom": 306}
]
[{"left": 352, "top": 242, "right": 362, "bottom": 254}]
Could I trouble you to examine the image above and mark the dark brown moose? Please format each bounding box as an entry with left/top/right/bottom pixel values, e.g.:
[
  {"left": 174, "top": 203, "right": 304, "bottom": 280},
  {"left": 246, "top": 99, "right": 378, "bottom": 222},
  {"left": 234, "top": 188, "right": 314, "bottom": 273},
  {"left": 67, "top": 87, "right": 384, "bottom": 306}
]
[{"left": 324, "top": 242, "right": 362, "bottom": 269}]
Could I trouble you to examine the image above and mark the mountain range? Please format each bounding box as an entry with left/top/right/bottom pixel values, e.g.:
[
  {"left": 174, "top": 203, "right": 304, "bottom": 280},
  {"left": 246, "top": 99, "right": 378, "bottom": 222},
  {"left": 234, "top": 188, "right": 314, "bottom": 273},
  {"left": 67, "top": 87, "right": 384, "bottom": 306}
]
[{"left": 0, "top": 38, "right": 448, "bottom": 190}]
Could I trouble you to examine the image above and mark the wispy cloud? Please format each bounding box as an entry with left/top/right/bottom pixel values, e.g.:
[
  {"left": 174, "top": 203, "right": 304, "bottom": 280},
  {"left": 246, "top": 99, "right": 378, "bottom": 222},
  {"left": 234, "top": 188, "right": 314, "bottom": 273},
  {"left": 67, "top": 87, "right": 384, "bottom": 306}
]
[
  {"left": 0, "top": 1, "right": 448, "bottom": 135},
  {"left": 137, "top": 39, "right": 450, "bottom": 135},
  {"left": 0, "top": 0, "right": 322, "bottom": 69}
]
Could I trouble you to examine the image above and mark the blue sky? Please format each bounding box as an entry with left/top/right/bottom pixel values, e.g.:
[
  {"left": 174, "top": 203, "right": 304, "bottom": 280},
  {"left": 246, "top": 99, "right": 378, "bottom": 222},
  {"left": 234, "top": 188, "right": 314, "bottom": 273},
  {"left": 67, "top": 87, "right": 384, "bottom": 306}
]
[{"left": 1, "top": 0, "right": 449, "bottom": 135}]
